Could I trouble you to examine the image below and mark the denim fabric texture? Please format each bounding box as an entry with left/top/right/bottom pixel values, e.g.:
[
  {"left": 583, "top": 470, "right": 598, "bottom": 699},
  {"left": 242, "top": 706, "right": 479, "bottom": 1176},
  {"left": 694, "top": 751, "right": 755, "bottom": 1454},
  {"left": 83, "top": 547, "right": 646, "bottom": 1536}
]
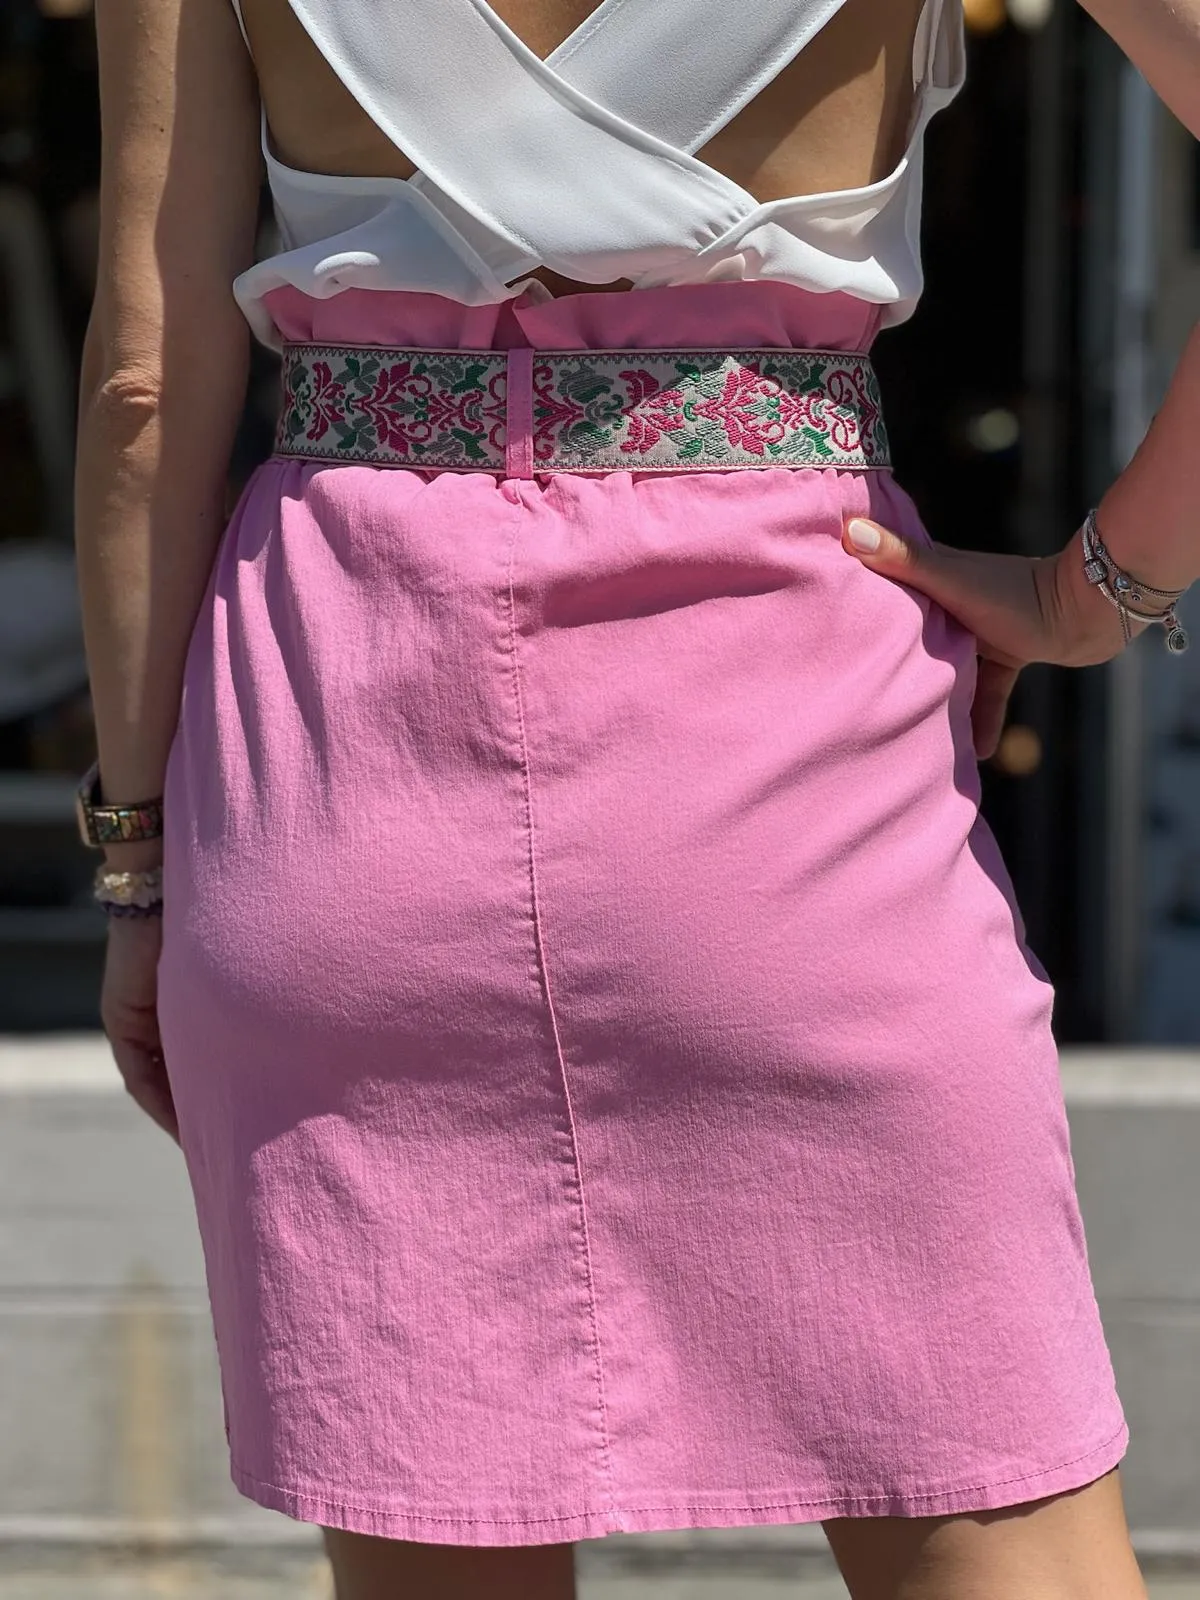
[{"left": 157, "top": 280, "right": 1127, "bottom": 1545}]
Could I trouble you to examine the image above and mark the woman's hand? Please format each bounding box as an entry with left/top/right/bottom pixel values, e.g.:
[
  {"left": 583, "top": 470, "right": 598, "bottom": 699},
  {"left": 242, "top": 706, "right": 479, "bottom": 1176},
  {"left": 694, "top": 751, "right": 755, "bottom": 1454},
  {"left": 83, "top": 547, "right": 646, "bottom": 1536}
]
[
  {"left": 101, "top": 914, "right": 178, "bottom": 1142},
  {"left": 840, "top": 516, "right": 1137, "bottom": 761}
]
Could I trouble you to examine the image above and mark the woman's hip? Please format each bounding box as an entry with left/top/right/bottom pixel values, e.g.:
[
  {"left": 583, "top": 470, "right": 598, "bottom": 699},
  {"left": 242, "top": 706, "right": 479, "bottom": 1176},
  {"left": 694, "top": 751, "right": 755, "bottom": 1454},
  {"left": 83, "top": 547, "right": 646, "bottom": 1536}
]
[{"left": 159, "top": 450, "right": 1016, "bottom": 1034}]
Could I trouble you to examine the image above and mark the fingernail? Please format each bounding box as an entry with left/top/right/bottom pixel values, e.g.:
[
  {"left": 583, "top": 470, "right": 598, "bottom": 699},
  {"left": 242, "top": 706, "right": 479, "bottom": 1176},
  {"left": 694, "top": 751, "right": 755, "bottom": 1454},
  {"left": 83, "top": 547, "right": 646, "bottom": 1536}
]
[{"left": 847, "top": 519, "right": 882, "bottom": 553}]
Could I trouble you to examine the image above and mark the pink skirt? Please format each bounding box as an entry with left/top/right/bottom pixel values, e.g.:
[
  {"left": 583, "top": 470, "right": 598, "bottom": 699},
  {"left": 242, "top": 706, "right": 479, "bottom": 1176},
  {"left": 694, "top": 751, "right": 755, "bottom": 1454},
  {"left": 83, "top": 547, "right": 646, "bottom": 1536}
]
[{"left": 157, "top": 280, "right": 1127, "bottom": 1545}]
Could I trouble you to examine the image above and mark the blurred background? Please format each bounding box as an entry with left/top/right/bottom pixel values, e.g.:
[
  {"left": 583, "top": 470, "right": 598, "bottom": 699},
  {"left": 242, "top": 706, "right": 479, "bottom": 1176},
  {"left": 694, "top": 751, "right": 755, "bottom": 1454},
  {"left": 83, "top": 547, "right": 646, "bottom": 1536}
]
[{"left": 0, "top": 0, "right": 1197, "bottom": 1594}]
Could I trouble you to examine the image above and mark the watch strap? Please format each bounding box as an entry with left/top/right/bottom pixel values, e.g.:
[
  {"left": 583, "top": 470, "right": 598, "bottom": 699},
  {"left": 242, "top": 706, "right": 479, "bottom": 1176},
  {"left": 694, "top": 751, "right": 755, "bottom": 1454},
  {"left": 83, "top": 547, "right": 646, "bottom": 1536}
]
[{"left": 76, "top": 761, "right": 165, "bottom": 849}]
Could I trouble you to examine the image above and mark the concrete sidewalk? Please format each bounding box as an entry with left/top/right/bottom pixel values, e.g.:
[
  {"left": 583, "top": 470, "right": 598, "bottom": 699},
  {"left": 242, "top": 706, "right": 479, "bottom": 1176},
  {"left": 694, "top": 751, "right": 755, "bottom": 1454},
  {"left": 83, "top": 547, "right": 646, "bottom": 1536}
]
[
  {"left": 1, "top": 1547, "right": 1199, "bottom": 1599},
  {"left": 2, "top": 1037, "right": 1200, "bottom": 1584}
]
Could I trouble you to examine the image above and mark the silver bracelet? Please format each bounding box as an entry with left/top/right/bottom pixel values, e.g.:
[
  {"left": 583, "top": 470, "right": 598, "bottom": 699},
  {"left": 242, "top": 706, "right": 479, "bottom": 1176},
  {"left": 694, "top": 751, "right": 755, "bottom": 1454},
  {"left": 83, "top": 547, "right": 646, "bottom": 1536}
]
[{"left": 1081, "top": 510, "right": 1189, "bottom": 655}]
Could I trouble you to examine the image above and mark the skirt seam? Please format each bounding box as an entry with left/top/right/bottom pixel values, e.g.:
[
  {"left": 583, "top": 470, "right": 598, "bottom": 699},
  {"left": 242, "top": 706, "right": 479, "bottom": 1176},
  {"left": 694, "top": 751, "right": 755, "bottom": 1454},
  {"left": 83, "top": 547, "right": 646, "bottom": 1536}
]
[
  {"left": 503, "top": 500, "right": 618, "bottom": 1516},
  {"left": 229, "top": 1418, "right": 1129, "bottom": 1525}
]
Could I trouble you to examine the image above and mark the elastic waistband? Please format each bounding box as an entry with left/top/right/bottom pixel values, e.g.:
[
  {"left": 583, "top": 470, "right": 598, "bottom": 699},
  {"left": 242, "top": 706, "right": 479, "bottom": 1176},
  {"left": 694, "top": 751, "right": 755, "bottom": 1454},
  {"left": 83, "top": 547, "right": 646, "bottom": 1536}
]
[{"left": 274, "top": 343, "right": 891, "bottom": 478}]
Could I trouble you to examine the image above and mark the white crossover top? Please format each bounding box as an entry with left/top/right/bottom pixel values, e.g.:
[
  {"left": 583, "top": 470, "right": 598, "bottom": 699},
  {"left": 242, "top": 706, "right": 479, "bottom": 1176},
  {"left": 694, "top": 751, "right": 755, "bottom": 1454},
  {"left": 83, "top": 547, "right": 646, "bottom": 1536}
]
[{"left": 228, "top": 0, "right": 966, "bottom": 349}]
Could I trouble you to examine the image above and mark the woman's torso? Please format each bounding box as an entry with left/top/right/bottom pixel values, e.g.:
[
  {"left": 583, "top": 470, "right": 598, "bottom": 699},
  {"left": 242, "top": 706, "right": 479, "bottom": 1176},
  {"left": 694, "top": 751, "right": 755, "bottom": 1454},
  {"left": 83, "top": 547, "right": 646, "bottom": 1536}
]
[{"left": 229, "top": 0, "right": 965, "bottom": 344}]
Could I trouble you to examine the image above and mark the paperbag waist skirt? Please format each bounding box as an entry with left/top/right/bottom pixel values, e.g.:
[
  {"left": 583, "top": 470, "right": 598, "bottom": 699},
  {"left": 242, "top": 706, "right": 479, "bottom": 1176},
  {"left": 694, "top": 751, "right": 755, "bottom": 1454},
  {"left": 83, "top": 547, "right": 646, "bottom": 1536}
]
[{"left": 156, "top": 279, "right": 1127, "bottom": 1545}]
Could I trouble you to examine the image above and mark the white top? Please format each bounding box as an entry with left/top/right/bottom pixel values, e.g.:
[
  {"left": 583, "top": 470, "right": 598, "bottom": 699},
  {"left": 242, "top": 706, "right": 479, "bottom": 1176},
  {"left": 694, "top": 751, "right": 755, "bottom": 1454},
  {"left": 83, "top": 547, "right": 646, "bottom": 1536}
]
[{"left": 229, "top": 0, "right": 966, "bottom": 349}]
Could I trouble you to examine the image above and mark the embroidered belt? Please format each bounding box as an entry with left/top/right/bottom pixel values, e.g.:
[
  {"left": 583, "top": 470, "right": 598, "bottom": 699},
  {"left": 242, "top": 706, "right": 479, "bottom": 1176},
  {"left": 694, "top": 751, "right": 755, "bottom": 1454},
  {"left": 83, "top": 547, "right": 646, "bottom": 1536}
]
[{"left": 275, "top": 343, "right": 891, "bottom": 478}]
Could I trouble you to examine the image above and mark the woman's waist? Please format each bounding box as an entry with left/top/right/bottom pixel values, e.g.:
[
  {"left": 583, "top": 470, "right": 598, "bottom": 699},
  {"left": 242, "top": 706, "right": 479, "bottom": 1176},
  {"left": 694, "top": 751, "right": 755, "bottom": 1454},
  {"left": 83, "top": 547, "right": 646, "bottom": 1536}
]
[
  {"left": 271, "top": 289, "right": 892, "bottom": 481},
  {"left": 263, "top": 280, "right": 884, "bottom": 355}
]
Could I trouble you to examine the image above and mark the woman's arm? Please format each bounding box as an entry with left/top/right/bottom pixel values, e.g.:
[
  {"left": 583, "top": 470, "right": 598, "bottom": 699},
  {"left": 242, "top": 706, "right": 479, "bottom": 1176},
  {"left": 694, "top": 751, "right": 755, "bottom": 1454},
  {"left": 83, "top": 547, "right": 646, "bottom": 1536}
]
[
  {"left": 846, "top": 1, "right": 1200, "bottom": 758},
  {"left": 79, "top": 0, "right": 259, "bottom": 1138},
  {"left": 842, "top": 330, "right": 1200, "bottom": 756},
  {"left": 1094, "top": 324, "right": 1200, "bottom": 594},
  {"left": 1078, "top": 0, "right": 1200, "bottom": 139},
  {"left": 842, "top": 324, "right": 1200, "bottom": 758},
  {"left": 1080, "top": 0, "right": 1200, "bottom": 584},
  {"left": 78, "top": 0, "right": 260, "bottom": 870}
]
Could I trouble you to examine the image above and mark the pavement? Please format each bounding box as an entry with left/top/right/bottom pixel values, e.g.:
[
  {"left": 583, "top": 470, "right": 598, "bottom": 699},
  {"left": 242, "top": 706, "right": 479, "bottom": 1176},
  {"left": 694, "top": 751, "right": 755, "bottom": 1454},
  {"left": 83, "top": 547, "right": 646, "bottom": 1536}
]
[
  {"left": 2, "top": 1544, "right": 1200, "bottom": 1599},
  {"left": 3, "top": 1040, "right": 1200, "bottom": 1597}
]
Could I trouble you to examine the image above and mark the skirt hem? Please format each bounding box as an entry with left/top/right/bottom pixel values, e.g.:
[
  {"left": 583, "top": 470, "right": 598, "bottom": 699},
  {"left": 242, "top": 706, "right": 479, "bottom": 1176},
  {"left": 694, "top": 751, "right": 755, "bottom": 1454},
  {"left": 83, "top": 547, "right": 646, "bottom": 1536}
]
[{"left": 229, "top": 1420, "right": 1129, "bottom": 1547}]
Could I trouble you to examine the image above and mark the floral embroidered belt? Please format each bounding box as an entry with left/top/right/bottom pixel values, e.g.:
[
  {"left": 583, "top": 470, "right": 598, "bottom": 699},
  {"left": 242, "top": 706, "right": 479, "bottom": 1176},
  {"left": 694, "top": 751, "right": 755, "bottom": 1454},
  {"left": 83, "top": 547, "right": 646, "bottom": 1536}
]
[{"left": 275, "top": 342, "right": 891, "bottom": 478}]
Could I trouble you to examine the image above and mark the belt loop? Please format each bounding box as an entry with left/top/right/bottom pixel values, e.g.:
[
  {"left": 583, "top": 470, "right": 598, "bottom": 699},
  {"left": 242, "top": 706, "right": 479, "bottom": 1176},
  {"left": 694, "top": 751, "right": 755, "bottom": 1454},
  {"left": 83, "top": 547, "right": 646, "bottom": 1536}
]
[{"left": 505, "top": 347, "right": 535, "bottom": 480}]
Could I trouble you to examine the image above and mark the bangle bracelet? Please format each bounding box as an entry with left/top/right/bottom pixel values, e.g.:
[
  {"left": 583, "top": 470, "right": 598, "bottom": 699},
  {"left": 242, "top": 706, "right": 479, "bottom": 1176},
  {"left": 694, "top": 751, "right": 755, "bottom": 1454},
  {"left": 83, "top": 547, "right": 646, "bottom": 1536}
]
[
  {"left": 103, "top": 901, "right": 165, "bottom": 920},
  {"left": 1081, "top": 510, "right": 1190, "bottom": 655},
  {"left": 75, "top": 760, "right": 165, "bottom": 849}
]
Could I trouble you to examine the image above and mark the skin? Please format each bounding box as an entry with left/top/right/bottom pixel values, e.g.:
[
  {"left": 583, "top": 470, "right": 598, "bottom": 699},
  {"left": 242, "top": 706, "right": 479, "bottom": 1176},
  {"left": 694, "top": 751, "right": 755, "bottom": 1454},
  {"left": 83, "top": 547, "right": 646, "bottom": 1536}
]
[{"left": 80, "top": 0, "right": 1200, "bottom": 1593}]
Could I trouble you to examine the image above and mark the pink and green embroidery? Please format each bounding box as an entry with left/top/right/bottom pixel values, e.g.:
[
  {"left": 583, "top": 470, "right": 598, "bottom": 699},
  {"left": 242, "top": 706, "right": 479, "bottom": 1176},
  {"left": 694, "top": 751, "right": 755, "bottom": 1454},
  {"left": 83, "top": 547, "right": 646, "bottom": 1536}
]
[
  {"left": 278, "top": 349, "right": 509, "bottom": 468},
  {"left": 277, "top": 345, "right": 890, "bottom": 473}
]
